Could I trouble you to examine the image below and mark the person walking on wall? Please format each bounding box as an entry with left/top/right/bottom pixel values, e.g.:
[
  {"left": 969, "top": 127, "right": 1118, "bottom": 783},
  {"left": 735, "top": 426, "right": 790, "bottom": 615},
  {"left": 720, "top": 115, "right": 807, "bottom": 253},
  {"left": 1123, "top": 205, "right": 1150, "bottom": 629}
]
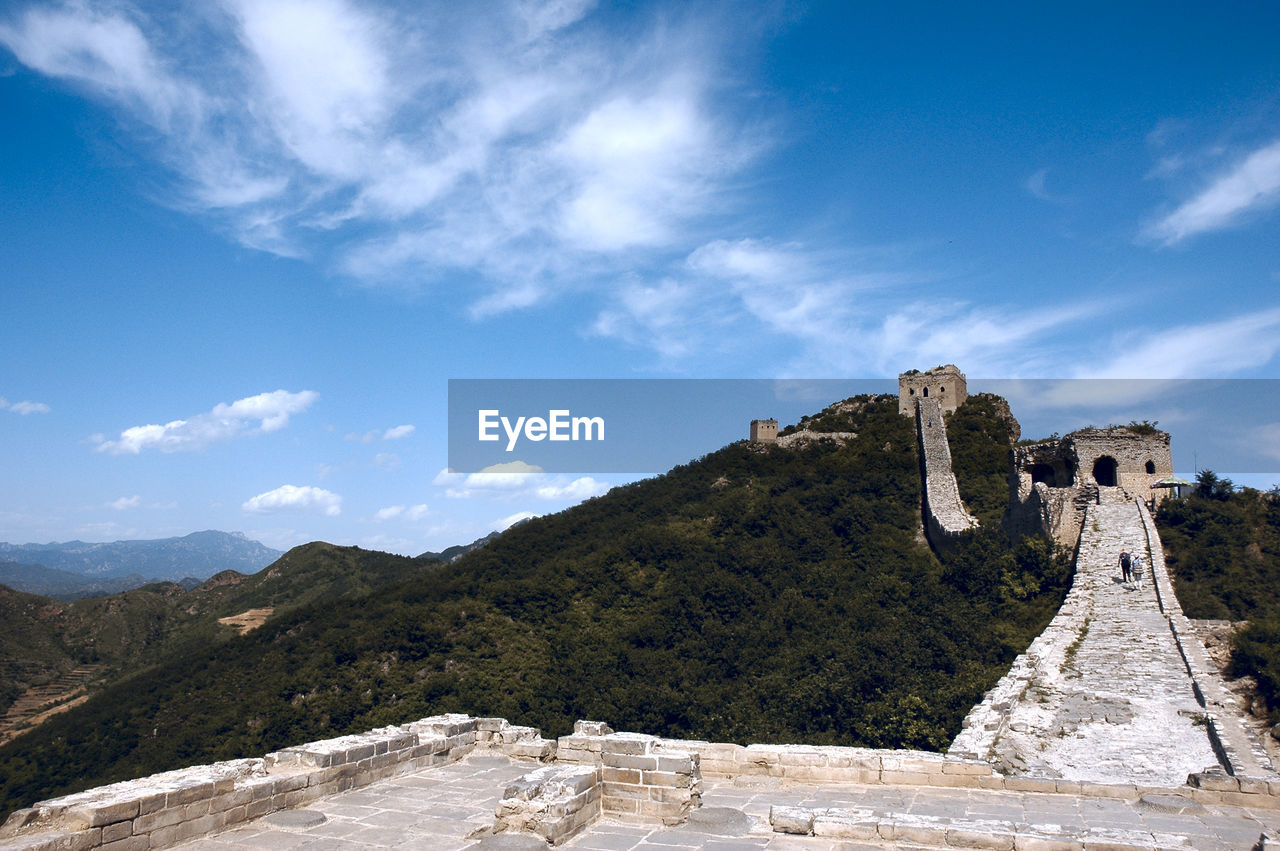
[
  {"left": 1119, "top": 549, "right": 1133, "bottom": 583},
  {"left": 1132, "top": 554, "right": 1144, "bottom": 585}
]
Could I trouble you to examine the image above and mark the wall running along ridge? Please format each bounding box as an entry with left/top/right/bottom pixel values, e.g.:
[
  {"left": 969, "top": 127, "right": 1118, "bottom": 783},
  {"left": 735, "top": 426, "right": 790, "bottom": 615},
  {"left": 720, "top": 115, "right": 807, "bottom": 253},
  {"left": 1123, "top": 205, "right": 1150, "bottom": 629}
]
[{"left": 914, "top": 396, "right": 979, "bottom": 546}]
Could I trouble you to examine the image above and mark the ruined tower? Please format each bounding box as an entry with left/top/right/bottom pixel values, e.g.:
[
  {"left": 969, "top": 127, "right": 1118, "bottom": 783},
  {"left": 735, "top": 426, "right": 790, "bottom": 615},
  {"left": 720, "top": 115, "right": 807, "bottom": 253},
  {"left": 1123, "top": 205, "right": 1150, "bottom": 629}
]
[
  {"left": 749, "top": 418, "right": 778, "bottom": 443},
  {"left": 898, "top": 364, "right": 967, "bottom": 417}
]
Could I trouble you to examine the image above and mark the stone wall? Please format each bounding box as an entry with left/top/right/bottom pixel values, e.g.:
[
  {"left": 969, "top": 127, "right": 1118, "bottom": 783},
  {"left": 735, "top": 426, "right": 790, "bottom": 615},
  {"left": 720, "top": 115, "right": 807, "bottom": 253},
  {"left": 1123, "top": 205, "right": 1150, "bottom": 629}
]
[
  {"left": 913, "top": 396, "right": 979, "bottom": 546},
  {"left": 9, "top": 711, "right": 1280, "bottom": 850},
  {"left": 0, "top": 715, "right": 554, "bottom": 851}
]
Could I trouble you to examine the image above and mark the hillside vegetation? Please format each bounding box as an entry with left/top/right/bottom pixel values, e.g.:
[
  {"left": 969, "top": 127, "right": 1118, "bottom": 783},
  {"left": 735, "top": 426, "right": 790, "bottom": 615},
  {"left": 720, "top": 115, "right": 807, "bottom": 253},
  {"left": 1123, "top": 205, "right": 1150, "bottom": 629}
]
[
  {"left": 0, "top": 394, "right": 1069, "bottom": 819},
  {"left": 0, "top": 545, "right": 440, "bottom": 721},
  {"left": 1158, "top": 474, "right": 1280, "bottom": 718}
]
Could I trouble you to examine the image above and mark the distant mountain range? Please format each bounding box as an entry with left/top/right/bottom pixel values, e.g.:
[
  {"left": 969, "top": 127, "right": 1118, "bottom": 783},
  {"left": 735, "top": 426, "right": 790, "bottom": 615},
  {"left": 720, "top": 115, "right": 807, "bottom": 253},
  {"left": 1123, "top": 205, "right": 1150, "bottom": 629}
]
[{"left": 0, "top": 532, "right": 282, "bottom": 599}]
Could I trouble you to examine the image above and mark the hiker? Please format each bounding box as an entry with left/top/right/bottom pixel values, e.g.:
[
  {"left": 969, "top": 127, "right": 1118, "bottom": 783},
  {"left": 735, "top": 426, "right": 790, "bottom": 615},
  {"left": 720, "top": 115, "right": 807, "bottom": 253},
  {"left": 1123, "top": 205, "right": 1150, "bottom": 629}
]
[
  {"left": 1132, "top": 554, "right": 1144, "bottom": 584},
  {"left": 1119, "top": 549, "right": 1132, "bottom": 582}
]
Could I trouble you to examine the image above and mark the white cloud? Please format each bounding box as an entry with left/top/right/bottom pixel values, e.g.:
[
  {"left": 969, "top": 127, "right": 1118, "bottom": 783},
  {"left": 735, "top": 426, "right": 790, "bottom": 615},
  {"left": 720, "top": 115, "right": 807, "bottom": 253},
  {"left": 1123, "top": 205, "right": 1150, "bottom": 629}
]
[
  {"left": 535, "top": 477, "right": 611, "bottom": 500},
  {"left": 346, "top": 423, "right": 416, "bottom": 443},
  {"left": 557, "top": 89, "right": 719, "bottom": 250},
  {"left": 1145, "top": 138, "right": 1280, "bottom": 244},
  {"left": 383, "top": 424, "right": 414, "bottom": 440},
  {"left": 1025, "top": 168, "right": 1068, "bottom": 203},
  {"left": 432, "top": 464, "right": 610, "bottom": 502},
  {"left": 107, "top": 495, "right": 142, "bottom": 511},
  {"left": 1248, "top": 423, "right": 1280, "bottom": 464},
  {"left": 0, "top": 4, "right": 198, "bottom": 127},
  {"left": 95, "top": 389, "right": 317, "bottom": 454},
  {"left": 492, "top": 510, "right": 539, "bottom": 531},
  {"left": 374, "top": 503, "right": 430, "bottom": 522},
  {"left": 242, "top": 484, "right": 342, "bottom": 516},
  {"left": 0, "top": 397, "right": 51, "bottom": 414},
  {"left": 372, "top": 452, "right": 401, "bottom": 471},
  {"left": 1077, "top": 306, "right": 1280, "bottom": 379}
]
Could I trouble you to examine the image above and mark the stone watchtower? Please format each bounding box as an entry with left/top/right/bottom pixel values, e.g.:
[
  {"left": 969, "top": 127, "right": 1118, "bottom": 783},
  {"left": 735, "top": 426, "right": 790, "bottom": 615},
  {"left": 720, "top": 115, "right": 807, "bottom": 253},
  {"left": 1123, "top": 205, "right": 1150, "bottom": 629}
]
[
  {"left": 750, "top": 418, "right": 778, "bottom": 443},
  {"left": 898, "top": 364, "right": 967, "bottom": 417}
]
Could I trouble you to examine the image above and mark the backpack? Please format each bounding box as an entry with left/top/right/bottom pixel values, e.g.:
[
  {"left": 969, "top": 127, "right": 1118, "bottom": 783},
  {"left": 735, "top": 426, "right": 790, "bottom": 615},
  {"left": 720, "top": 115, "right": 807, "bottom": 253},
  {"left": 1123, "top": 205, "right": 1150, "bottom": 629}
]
[{"left": 1120, "top": 552, "right": 1132, "bottom": 568}]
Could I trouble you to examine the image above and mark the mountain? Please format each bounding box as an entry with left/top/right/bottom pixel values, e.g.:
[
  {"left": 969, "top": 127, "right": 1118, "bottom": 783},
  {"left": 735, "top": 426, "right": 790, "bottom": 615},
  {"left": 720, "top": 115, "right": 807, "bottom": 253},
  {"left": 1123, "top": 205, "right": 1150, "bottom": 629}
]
[
  {"left": 420, "top": 530, "right": 503, "bottom": 563},
  {"left": 0, "top": 392, "right": 1075, "bottom": 819},
  {"left": 0, "top": 560, "right": 156, "bottom": 601},
  {"left": 0, "top": 544, "right": 443, "bottom": 751},
  {"left": 0, "top": 531, "right": 282, "bottom": 589}
]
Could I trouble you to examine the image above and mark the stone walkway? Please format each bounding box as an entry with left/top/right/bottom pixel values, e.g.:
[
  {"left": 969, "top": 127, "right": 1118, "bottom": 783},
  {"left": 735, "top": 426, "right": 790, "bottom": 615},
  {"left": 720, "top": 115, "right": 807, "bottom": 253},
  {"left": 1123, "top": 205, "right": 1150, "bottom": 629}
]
[
  {"left": 987, "top": 500, "right": 1221, "bottom": 785},
  {"left": 166, "top": 753, "right": 1280, "bottom": 850},
  {"left": 173, "top": 755, "right": 528, "bottom": 850}
]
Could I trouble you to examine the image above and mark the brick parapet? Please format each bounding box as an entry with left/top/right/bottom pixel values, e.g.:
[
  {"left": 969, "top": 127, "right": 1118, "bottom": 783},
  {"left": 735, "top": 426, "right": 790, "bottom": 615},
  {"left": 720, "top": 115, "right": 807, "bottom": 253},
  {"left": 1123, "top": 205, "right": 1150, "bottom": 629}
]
[
  {"left": 1137, "top": 500, "right": 1276, "bottom": 778},
  {"left": 9, "top": 711, "right": 1280, "bottom": 850},
  {"left": 0, "top": 714, "right": 556, "bottom": 851}
]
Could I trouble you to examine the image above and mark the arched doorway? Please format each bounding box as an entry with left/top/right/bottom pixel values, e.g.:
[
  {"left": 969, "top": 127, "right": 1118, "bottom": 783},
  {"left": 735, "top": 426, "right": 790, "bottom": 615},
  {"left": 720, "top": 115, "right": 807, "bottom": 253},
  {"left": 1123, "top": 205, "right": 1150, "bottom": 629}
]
[
  {"left": 1030, "top": 463, "right": 1055, "bottom": 486},
  {"left": 1093, "top": 456, "right": 1118, "bottom": 487}
]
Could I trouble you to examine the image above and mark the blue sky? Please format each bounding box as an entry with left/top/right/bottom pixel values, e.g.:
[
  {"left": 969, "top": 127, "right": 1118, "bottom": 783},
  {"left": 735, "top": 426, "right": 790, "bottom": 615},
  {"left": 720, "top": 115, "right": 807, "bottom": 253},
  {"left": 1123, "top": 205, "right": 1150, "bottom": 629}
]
[{"left": 2, "top": 1, "right": 1279, "bottom": 555}]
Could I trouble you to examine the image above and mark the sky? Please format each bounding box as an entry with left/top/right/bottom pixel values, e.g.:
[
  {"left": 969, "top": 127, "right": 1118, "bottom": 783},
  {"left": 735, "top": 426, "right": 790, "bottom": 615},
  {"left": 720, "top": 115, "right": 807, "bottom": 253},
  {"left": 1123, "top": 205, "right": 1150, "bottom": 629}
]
[{"left": 1, "top": 1, "right": 1279, "bottom": 556}]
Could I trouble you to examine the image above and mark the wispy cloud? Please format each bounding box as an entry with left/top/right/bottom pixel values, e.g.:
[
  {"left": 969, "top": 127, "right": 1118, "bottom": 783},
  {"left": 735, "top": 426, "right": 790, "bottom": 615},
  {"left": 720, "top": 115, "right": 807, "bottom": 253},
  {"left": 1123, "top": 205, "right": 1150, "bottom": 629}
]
[
  {"left": 1078, "top": 306, "right": 1280, "bottom": 379},
  {"left": 243, "top": 484, "right": 341, "bottom": 516},
  {"left": 94, "top": 389, "right": 318, "bottom": 454},
  {"left": 0, "top": 1, "right": 758, "bottom": 313},
  {"left": 107, "top": 495, "right": 141, "bottom": 510},
  {"left": 1145, "top": 138, "right": 1280, "bottom": 244},
  {"left": 0, "top": 396, "right": 50, "bottom": 414},
  {"left": 374, "top": 503, "right": 430, "bottom": 522},
  {"left": 1024, "top": 167, "right": 1068, "bottom": 203},
  {"left": 432, "top": 463, "right": 611, "bottom": 502},
  {"left": 346, "top": 423, "right": 415, "bottom": 443}
]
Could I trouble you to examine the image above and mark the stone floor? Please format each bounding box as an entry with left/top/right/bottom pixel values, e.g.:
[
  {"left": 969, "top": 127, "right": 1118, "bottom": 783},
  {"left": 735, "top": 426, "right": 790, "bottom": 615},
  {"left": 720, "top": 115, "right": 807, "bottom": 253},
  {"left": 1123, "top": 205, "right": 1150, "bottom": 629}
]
[
  {"left": 169, "top": 753, "right": 1280, "bottom": 850},
  {"left": 990, "top": 501, "right": 1221, "bottom": 785}
]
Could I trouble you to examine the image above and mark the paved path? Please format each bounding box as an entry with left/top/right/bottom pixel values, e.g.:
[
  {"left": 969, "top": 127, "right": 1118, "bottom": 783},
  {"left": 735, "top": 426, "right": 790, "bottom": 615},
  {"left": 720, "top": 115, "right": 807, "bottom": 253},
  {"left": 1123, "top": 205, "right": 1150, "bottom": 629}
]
[
  {"left": 168, "top": 754, "right": 1280, "bottom": 850},
  {"left": 987, "top": 500, "right": 1221, "bottom": 785}
]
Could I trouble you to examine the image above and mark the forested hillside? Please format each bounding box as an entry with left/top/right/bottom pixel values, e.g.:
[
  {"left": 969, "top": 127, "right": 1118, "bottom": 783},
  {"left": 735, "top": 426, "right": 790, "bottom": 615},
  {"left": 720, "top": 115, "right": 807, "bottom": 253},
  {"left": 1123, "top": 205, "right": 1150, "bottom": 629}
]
[
  {"left": 0, "top": 394, "right": 1069, "bottom": 820},
  {"left": 1159, "top": 475, "right": 1280, "bottom": 720},
  {"left": 0, "top": 545, "right": 441, "bottom": 720}
]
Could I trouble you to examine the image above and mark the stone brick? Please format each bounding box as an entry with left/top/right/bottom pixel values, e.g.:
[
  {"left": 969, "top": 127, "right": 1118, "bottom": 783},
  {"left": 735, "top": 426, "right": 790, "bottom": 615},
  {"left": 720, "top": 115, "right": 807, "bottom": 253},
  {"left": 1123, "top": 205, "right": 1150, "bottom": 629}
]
[
  {"left": 1188, "top": 773, "right": 1239, "bottom": 792},
  {"left": 99, "top": 835, "right": 150, "bottom": 851},
  {"left": 880, "top": 769, "right": 934, "bottom": 785},
  {"left": 942, "top": 760, "right": 994, "bottom": 776},
  {"left": 769, "top": 805, "right": 815, "bottom": 835},
  {"left": 813, "top": 813, "right": 878, "bottom": 840},
  {"left": 600, "top": 767, "right": 640, "bottom": 785},
  {"left": 1003, "top": 777, "right": 1059, "bottom": 794},
  {"left": 165, "top": 781, "right": 214, "bottom": 807},
  {"left": 601, "top": 734, "right": 655, "bottom": 756},
  {"left": 99, "top": 820, "right": 133, "bottom": 843},
  {"left": 602, "top": 753, "right": 658, "bottom": 771},
  {"left": 1012, "top": 829, "right": 1086, "bottom": 851},
  {"left": 948, "top": 824, "right": 1015, "bottom": 849},
  {"left": 133, "top": 803, "right": 187, "bottom": 834},
  {"left": 148, "top": 811, "right": 223, "bottom": 847},
  {"left": 1239, "top": 775, "right": 1271, "bottom": 794},
  {"left": 66, "top": 799, "right": 139, "bottom": 828}
]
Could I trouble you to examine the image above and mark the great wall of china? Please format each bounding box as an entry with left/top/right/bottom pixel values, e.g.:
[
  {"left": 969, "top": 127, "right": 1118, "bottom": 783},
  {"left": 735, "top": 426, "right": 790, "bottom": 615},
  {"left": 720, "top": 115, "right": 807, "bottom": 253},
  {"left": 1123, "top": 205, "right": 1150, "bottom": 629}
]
[{"left": 4, "top": 366, "right": 1279, "bottom": 850}]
